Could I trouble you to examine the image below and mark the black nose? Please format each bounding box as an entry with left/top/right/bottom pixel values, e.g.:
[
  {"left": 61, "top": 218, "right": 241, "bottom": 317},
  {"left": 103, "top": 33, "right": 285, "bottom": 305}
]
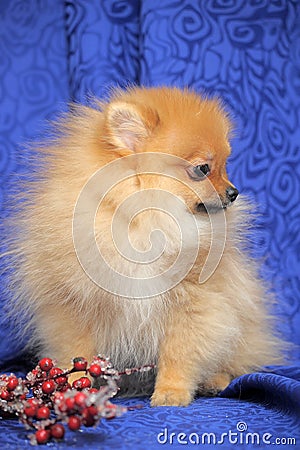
[{"left": 226, "top": 186, "right": 239, "bottom": 203}]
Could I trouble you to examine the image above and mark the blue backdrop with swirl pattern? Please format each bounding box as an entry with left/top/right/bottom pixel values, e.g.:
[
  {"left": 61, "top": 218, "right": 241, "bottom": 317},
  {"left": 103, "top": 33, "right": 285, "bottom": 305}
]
[{"left": 0, "top": 1, "right": 299, "bottom": 449}]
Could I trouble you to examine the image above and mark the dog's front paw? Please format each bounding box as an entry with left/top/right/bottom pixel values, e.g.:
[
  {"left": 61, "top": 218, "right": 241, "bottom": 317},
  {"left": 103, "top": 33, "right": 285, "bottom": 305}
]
[{"left": 151, "top": 387, "right": 192, "bottom": 407}]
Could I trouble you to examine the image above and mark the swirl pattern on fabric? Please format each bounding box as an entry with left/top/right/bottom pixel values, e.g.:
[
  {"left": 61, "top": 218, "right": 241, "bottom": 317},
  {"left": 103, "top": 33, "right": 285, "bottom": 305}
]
[
  {"left": 65, "top": 0, "right": 140, "bottom": 102},
  {"left": 0, "top": 0, "right": 69, "bottom": 362}
]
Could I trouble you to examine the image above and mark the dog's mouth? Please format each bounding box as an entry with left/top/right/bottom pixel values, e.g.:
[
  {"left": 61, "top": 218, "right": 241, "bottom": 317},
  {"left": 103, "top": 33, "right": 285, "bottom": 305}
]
[{"left": 195, "top": 202, "right": 228, "bottom": 214}]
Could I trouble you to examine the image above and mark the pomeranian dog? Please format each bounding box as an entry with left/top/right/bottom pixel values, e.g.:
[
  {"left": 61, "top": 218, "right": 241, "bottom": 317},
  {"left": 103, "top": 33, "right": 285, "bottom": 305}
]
[{"left": 5, "top": 87, "right": 282, "bottom": 406}]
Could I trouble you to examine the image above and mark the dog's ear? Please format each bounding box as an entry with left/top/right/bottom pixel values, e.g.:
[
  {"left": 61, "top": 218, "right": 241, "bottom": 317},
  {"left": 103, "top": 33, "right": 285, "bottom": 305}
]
[{"left": 105, "top": 101, "right": 159, "bottom": 151}]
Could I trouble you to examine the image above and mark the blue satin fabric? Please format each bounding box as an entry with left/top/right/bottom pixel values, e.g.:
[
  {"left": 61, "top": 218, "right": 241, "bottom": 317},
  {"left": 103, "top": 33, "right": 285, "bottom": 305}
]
[{"left": 0, "top": 1, "right": 299, "bottom": 448}]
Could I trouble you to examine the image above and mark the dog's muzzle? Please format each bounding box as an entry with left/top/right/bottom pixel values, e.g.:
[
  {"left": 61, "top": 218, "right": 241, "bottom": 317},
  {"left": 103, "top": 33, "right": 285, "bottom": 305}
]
[{"left": 196, "top": 186, "right": 239, "bottom": 214}]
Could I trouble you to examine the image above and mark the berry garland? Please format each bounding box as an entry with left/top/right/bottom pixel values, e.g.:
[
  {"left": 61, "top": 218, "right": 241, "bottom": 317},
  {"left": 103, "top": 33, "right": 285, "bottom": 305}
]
[{"left": 0, "top": 355, "right": 155, "bottom": 445}]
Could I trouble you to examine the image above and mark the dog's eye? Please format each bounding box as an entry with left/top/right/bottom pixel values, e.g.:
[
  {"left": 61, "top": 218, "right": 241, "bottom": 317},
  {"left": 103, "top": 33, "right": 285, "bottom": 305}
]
[
  {"left": 194, "top": 164, "right": 210, "bottom": 177},
  {"left": 187, "top": 164, "right": 210, "bottom": 181}
]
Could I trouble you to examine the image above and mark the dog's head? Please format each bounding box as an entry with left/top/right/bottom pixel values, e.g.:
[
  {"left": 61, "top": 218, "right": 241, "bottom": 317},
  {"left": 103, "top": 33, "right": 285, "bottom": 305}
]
[{"left": 102, "top": 87, "right": 238, "bottom": 215}]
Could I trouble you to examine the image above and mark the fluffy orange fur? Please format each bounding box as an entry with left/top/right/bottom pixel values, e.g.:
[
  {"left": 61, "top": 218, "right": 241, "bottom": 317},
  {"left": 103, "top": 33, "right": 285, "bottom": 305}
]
[{"left": 5, "top": 87, "right": 283, "bottom": 406}]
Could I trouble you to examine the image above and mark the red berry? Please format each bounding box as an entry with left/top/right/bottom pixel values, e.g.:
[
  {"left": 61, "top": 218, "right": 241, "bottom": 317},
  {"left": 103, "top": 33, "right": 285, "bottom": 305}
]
[
  {"left": 58, "top": 402, "right": 67, "bottom": 413},
  {"left": 39, "top": 358, "right": 54, "bottom": 372},
  {"left": 24, "top": 405, "right": 37, "bottom": 417},
  {"left": 0, "top": 390, "right": 11, "bottom": 401},
  {"left": 65, "top": 397, "right": 75, "bottom": 411},
  {"left": 50, "top": 423, "right": 65, "bottom": 439},
  {"left": 6, "top": 376, "right": 18, "bottom": 391},
  {"left": 88, "top": 405, "right": 98, "bottom": 416},
  {"left": 56, "top": 376, "right": 68, "bottom": 386},
  {"left": 72, "top": 379, "right": 83, "bottom": 390},
  {"left": 72, "top": 376, "right": 91, "bottom": 390},
  {"left": 36, "top": 406, "right": 50, "bottom": 419},
  {"left": 0, "top": 390, "right": 10, "bottom": 400},
  {"left": 68, "top": 415, "right": 81, "bottom": 431},
  {"left": 35, "top": 429, "right": 50, "bottom": 444},
  {"left": 73, "top": 357, "right": 88, "bottom": 372},
  {"left": 74, "top": 392, "right": 87, "bottom": 407},
  {"left": 25, "top": 400, "right": 38, "bottom": 415},
  {"left": 49, "top": 367, "right": 63, "bottom": 377},
  {"left": 42, "top": 380, "right": 56, "bottom": 394},
  {"left": 89, "top": 388, "right": 98, "bottom": 394},
  {"left": 24, "top": 399, "right": 38, "bottom": 417},
  {"left": 49, "top": 368, "right": 67, "bottom": 386},
  {"left": 88, "top": 364, "right": 102, "bottom": 377},
  {"left": 82, "top": 407, "right": 96, "bottom": 427},
  {"left": 79, "top": 377, "right": 91, "bottom": 389}
]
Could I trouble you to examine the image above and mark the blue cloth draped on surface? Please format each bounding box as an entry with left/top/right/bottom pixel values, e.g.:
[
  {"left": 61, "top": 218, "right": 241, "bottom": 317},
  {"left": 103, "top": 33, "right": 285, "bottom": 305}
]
[{"left": 0, "top": 1, "right": 299, "bottom": 448}]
